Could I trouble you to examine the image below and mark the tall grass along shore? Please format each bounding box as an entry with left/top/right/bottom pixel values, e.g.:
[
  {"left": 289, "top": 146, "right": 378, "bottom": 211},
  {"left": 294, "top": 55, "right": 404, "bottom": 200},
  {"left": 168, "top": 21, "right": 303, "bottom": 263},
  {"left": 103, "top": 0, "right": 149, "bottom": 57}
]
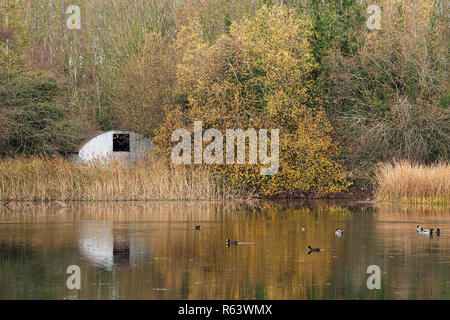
[
  {"left": 0, "top": 157, "right": 247, "bottom": 201},
  {"left": 0, "top": 158, "right": 448, "bottom": 203},
  {"left": 375, "top": 161, "right": 449, "bottom": 204}
]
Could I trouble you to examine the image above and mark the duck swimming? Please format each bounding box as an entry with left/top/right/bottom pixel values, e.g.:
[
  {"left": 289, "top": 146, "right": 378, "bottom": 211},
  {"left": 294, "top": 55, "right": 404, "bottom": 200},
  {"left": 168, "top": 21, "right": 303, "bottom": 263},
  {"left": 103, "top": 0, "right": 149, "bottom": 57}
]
[
  {"left": 195, "top": 225, "right": 201, "bottom": 230},
  {"left": 307, "top": 245, "right": 321, "bottom": 253},
  {"left": 416, "top": 225, "right": 423, "bottom": 232},
  {"left": 226, "top": 238, "right": 239, "bottom": 245},
  {"left": 436, "top": 228, "right": 440, "bottom": 236},
  {"left": 421, "top": 228, "right": 434, "bottom": 235},
  {"left": 335, "top": 229, "right": 344, "bottom": 237}
]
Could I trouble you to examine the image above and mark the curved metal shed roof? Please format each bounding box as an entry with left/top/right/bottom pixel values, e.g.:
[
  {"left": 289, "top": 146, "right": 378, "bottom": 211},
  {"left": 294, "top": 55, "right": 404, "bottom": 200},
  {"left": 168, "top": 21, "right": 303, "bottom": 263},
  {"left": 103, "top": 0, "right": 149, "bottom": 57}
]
[{"left": 73, "top": 130, "right": 106, "bottom": 153}]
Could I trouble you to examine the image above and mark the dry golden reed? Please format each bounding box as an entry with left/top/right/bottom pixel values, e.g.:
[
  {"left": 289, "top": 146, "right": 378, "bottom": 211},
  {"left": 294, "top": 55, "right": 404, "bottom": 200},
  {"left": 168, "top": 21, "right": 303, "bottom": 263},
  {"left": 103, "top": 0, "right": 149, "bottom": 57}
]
[
  {"left": 375, "top": 161, "right": 450, "bottom": 204},
  {"left": 0, "top": 157, "right": 248, "bottom": 201}
]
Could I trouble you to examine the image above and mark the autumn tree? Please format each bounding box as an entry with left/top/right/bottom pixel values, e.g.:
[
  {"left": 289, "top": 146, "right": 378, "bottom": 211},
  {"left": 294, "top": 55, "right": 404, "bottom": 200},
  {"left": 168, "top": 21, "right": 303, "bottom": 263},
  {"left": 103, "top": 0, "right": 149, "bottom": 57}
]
[
  {"left": 155, "top": 5, "right": 350, "bottom": 196},
  {"left": 113, "top": 33, "right": 176, "bottom": 137}
]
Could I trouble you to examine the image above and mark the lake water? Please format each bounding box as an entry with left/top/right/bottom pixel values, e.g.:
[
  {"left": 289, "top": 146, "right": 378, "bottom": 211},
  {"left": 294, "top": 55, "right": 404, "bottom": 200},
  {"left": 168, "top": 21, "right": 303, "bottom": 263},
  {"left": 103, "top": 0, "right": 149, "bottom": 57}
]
[{"left": 0, "top": 201, "right": 449, "bottom": 300}]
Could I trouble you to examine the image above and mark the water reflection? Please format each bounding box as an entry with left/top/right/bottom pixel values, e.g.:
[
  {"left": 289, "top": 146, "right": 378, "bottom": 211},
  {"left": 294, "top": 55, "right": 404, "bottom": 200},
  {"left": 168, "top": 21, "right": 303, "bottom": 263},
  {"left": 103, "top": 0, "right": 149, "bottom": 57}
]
[
  {"left": 79, "top": 222, "right": 137, "bottom": 270},
  {"left": 80, "top": 222, "right": 114, "bottom": 269},
  {"left": 0, "top": 202, "right": 448, "bottom": 299}
]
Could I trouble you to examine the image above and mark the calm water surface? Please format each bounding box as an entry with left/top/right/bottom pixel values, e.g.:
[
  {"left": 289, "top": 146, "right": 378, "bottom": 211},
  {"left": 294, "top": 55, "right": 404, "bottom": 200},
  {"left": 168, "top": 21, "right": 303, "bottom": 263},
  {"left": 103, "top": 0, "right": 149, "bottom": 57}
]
[{"left": 0, "top": 201, "right": 449, "bottom": 299}]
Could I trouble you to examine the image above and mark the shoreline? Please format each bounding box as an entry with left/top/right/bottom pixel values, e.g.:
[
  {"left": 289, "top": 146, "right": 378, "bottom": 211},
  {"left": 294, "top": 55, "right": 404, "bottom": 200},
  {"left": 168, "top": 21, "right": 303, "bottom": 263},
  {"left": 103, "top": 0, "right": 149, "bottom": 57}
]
[
  {"left": 0, "top": 158, "right": 448, "bottom": 204},
  {"left": 1, "top": 198, "right": 447, "bottom": 207}
]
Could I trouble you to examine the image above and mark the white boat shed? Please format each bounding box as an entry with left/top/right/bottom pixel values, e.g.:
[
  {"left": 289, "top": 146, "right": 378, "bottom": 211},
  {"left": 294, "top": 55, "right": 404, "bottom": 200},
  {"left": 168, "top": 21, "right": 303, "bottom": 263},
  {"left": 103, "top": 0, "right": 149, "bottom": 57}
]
[{"left": 70, "top": 130, "right": 153, "bottom": 163}]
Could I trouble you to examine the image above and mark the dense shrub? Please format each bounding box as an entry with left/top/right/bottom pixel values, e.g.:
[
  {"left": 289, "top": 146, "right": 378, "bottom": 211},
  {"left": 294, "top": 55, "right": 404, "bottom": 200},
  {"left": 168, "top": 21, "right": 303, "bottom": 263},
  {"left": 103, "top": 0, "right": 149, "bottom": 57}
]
[
  {"left": 154, "top": 5, "right": 350, "bottom": 196},
  {"left": 0, "top": 3, "right": 79, "bottom": 156},
  {"left": 0, "top": 73, "right": 79, "bottom": 155},
  {"left": 325, "top": 0, "right": 449, "bottom": 180}
]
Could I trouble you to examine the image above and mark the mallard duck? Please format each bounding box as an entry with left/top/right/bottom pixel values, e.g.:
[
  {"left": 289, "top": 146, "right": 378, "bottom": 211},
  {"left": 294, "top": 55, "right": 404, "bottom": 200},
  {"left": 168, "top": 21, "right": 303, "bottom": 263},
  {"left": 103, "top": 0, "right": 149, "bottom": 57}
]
[
  {"left": 422, "top": 228, "right": 434, "bottom": 235},
  {"left": 335, "top": 229, "right": 344, "bottom": 236}
]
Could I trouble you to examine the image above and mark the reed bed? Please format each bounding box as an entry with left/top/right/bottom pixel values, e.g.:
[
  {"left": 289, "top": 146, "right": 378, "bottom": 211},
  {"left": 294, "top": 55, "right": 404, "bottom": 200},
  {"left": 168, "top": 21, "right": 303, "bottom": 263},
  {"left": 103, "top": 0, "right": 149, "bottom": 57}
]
[
  {"left": 0, "top": 157, "right": 248, "bottom": 201},
  {"left": 375, "top": 161, "right": 450, "bottom": 204}
]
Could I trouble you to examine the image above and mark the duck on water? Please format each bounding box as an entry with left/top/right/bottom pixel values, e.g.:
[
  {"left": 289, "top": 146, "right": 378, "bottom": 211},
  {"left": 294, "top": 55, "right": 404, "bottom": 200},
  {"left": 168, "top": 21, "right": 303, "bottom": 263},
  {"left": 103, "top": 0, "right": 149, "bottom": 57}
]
[
  {"left": 417, "top": 226, "right": 440, "bottom": 236},
  {"left": 307, "top": 245, "right": 322, "bottom": 254},
  {"left": 226, "top": 238, "right": 239, "bottom": 246}
]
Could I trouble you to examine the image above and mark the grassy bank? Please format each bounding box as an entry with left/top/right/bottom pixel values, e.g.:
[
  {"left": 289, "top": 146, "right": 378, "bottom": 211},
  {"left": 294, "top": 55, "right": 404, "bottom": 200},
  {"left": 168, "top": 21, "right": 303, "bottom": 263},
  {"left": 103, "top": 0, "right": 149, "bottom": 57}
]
[
  {"left": 375, "top": 161, "right": 450, "bottom": 204},
  {"left": 1, "top": 158, "right": 449, "bottom": 203},
  {"left": 0, "top": 157, "right": 247, "bottom": 201}
]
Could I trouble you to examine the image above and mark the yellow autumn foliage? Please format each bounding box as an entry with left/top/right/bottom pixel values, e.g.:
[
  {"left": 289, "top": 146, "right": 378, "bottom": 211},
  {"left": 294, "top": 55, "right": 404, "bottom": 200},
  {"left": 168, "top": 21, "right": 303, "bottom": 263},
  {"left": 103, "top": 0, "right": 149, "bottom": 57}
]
[{"left": 155, "top": 5, "right": 350, "bottom": 196}]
